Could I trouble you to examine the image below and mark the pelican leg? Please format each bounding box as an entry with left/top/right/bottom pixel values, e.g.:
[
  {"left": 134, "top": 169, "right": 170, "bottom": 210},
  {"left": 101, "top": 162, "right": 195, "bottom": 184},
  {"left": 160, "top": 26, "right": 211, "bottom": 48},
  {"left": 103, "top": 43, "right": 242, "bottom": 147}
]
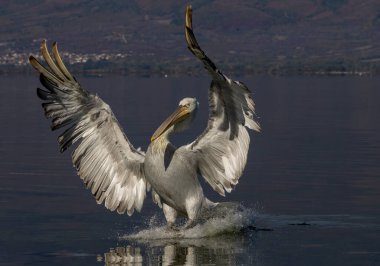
[
  {"left": 183, "top": 219, "right": 195, "bottom": 229},
  {"left": 183, "top": 198, "right": 202, "bottom": 229},
  {"left": 163, "top": 203, "right": 178, "bottom": 229}
]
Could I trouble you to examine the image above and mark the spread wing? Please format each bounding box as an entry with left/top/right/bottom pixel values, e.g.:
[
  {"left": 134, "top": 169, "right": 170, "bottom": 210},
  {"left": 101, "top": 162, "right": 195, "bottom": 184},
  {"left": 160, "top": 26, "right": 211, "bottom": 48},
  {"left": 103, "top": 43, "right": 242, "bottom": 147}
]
[
  {"left": 185, "top": 6, "right": 261, "bottom": 196},
  {"left": 30, "top": 41, "right": 147, "bottom": 215}
]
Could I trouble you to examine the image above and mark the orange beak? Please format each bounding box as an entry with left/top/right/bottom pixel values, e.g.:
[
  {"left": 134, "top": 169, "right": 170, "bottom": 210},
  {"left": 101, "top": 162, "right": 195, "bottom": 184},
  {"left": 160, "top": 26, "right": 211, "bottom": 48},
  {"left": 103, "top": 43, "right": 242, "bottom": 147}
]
[{"left": 151, "top": 106, "right": 191, "bottom": 142}]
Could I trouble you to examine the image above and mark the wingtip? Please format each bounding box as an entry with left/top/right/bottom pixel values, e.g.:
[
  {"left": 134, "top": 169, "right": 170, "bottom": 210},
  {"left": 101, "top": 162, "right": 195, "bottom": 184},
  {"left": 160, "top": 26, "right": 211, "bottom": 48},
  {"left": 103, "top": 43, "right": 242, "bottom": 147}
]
[
  {"left": 29, "top": 55, "right": 36, "bottom": 63},
  {"left": 186, "top": 5, "right": 192, "bottom": 13},
  {"left": 51, "top": 40, "right": 75, "bottom": 81},
  {"left": 185, "top": 4, "right": 196, "bottom": 51},
  {"left": 40, "top": 39, "right": 47, "bottom": 51},
  {"left": 52, "top": 41, "right": 58, "bottom": 51},
  {"left": 185, "top": 5, "right": 193, "bottom": 30},
  {"left": 29, "top": 55, "right": 40, "bottom": 70},
  {"left": 52, "top": 41, "right": 59, "bottom": 56}
]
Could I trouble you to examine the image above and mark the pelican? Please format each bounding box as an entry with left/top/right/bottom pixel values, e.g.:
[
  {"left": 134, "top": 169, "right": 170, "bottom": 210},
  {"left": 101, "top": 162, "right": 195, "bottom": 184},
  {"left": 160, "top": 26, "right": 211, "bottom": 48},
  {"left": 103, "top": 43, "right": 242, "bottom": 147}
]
[{"left": 29, "top": 6, "right": 260, "bottom": 228}]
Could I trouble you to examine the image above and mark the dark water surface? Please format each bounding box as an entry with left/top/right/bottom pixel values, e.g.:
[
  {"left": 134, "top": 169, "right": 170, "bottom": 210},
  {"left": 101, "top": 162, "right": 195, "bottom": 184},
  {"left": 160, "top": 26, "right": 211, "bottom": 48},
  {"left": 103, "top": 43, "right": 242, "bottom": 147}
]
[{"left": 1, "top": 75, "right": 380, "bottom": 265}]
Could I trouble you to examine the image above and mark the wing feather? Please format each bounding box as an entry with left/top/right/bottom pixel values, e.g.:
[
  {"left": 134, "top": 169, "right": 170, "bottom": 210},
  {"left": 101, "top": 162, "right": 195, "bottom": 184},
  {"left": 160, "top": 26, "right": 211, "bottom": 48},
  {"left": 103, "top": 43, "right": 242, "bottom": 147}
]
[
  {"left": 30, "top": 41, "right": 147, "bottom": 215},
  {"left": 185, "top": 6, "right": 260, "bottom": 196}
]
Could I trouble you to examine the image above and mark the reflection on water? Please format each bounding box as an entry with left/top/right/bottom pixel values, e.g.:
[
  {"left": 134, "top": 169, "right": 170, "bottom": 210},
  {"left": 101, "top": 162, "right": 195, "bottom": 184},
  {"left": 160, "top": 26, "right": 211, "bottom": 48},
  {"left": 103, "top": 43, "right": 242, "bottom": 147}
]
[
  {"left": 102, "top": 234, "right": 255, "bottom": 265},
  {"left": 100, "top": 213, "right": 380, "bottom": 265},
  {"left": 109, "top": 204, "right": 257, "bottom": 265},
  {"left": 102, "top": 246, "right": 142, "bottom": 265}
]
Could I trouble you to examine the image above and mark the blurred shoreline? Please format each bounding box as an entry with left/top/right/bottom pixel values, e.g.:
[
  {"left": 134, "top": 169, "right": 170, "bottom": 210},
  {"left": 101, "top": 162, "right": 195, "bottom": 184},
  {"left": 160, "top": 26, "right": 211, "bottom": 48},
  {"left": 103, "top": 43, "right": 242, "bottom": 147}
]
[
  {"left": 0, "top": 60, "right": 376, "bottom": 77},
  {"left": 1, "top": 1, "right": 380, "bottom": 77}
]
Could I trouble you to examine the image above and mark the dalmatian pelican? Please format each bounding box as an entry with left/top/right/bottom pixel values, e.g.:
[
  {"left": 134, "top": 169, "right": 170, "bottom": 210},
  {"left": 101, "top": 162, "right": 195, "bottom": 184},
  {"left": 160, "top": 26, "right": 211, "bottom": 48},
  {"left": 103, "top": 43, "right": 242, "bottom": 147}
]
[{"left": 29, "top": 6, "right": 260, "bottom": 228}]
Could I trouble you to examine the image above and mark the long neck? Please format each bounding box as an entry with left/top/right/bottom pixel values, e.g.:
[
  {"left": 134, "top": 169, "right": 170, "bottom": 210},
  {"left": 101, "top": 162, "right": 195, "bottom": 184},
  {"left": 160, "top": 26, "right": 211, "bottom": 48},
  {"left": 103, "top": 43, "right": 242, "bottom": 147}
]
[
  {"left": 150, "top": 126, "right": 173, "bottom": 153},
  {"left": 150, "top": 112, "right": 195, "bottom": 153}
]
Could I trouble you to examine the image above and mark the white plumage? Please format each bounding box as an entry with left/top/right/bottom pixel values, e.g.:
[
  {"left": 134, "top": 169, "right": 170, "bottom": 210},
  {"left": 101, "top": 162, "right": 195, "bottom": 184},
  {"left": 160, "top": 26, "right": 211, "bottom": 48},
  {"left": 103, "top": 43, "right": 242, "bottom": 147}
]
[{"left": 29, "top": 5, "right": 260, "bottom": 228}]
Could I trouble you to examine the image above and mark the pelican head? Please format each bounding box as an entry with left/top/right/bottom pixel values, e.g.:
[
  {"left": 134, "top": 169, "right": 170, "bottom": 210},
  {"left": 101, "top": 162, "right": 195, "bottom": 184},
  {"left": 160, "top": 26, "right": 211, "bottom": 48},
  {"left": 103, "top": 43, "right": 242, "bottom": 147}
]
[{"left": 151, "top": 97, "right": 198, "bottom": 142}]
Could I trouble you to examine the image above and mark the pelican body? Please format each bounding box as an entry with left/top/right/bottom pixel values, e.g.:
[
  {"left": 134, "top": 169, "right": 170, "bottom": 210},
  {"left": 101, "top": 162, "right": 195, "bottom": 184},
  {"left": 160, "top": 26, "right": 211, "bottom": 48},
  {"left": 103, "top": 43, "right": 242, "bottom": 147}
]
[
  {"left": 145, "top": 139, "right": 203, "bottom": 226},
  {"left": 29, "top": 6, "right": 260, "bottom": 228},
  {"left": 145, "top": 98, "right": 205, "bottom": 227}
]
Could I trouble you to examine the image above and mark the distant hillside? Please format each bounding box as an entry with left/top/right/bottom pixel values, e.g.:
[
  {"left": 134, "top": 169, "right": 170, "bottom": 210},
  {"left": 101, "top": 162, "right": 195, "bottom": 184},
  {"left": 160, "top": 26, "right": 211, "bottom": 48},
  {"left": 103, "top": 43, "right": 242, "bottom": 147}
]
[{"left": 1, "top": 0, "right": 380, "bottom": 75}]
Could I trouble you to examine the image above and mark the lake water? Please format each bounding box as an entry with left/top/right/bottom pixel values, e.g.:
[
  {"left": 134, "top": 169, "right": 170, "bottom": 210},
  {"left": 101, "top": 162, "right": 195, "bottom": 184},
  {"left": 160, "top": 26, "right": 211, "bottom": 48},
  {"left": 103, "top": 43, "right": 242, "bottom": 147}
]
[{"left": 0, "top": 75, "right": 379, "bottom": 265}]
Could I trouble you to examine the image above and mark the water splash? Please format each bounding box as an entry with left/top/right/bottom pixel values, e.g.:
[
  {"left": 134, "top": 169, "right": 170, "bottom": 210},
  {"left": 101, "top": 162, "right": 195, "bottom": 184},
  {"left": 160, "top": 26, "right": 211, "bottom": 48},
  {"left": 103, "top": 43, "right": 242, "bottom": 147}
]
[{"left": 122, "top": 202, "right": 257, "bottom": 240}]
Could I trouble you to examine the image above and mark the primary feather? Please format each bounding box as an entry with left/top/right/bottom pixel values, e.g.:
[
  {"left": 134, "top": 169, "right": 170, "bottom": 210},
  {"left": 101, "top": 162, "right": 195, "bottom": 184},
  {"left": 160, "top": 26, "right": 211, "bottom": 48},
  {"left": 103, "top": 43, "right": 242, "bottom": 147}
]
[
  {"left": 30, "top": 41, "right": 147, "bottom": 215},
  {"left": 185, "top": 5, "right": 260, "bottom": 196}
]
